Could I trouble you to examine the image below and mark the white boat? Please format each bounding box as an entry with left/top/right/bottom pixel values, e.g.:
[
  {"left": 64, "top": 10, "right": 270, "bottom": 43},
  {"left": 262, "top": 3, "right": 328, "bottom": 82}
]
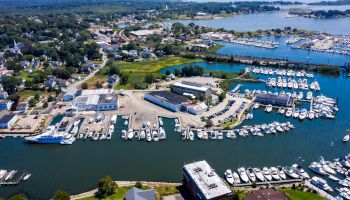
[
  {"left": 277, "top": 166, "right": 287, "bottom": 180},
  {"left": 70, "top": 126, "right": 79, "bottom": 135},
  {"left": 285, "top": 108, "right": 293, "bottom": 117},
  {"left": 152, "top": 130, "right": 159, "bottom": 141},
  {"left": 238, "top": 167, "right": 250, "bottom": 183},
  {"left": 283, "top": 167, "right": 300, "bottom": 179},
  {"left": 146, "top": 130, "right": 152, "bottom": 142},
  {"left": 124, "top": 120, "right": 128, "bottom": 126},
  {"left": 253, "top": 103, "right": 260, "bottom": 109},
  {"left": 189, "top": 131, "right": 194, "bottom": 141},
  {"left": 253, "top": 168, "right": 265, "bottom": 182},
  {"left": 233, "top": 172, "right": 241, "bottom": 184},
  {"left": 265, "top": 105, "right": 273, "bottom": 113},
  {"left": 308, "top": 111, "right": 315, "bottom": 120},
  {"left": 292, "top": 164, "right": 310, "bottom": 179},
  {"left": 110, "top": 115, "right": 117, "bottom": 124},
  {"left": 0, "top": 169, "right": 7, "bottom": 180},
  {"left": 23, "top": 173, "right": 31, "bottom": 181},
  {"left": 140, "top": 130, "right": 146, "bottom": 140},
  {"left": 127, "top": 129, "right": 134, "bottom": 139},
  {"left": 344, "top": 134, "right": 350, "bottom": 143},
  {"left": 311, "top": 176, "right": 333, "bottom": 192},
  {"left": 159, "top": 128, "right": 166, "bottom": 140},
  {"left": 270, "top": 167, "right": 281, "bottom": 180},
  {"left": 224, "top": 169, "right": 234, "bottom": 185},
  {"left": 121, "top": 130, "right": 127, "bottom": 139},
  {"left": 159, "top": 117, "right": 163, "bottom": 126},
  {"left": 262, "top": 167, "right": 272, "bottom": 181},
  {"left": 309, "top": 162, "right": 327, "bottom": 176},
  {"left": 197, "top": 130, "right": 203, "bottom": 139},
  {"left": 5, "top": 170, "right": 17, "bottom": 181},
  {"left": 320, "top": 157, "right": 336, "bottom": 175},
  {"left": 246, "top": 167, "right": 256, "bottom": 182},
  {"left": 92, "top": 132, "right": 99, "bottom": 140},
  {"left": 73, "top": 119, "right": 80, "bottom": 127}
]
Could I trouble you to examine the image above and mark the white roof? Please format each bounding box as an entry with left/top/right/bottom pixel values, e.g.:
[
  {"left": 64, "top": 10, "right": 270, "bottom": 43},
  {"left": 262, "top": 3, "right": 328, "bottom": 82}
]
[
  {"left": 81, "top": 89, "right": 113, "bottom": 96},
  {"left": 130, "top": 29, "right": 161, "bottom": 36},
  {"left": 184, "top": 160, "right": 231, "bottom": 199},
  {"left": 173, "top": 82, "right": 209, "bottom": 92},
  {"left": 86, "top": 95, "right": 100, "bottom": 105},
  {"left": 65, "top": 88, "right": 78, "bottom": 96},
  {"left": 190, "top": 102, "right": 208, "bottom": 112}
]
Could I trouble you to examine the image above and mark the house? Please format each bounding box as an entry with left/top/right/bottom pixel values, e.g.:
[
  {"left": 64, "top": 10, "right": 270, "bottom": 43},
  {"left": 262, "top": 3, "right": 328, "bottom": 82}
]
[
  {"left": 49, "top": 61, "right": 63, "bottom": 68},
  {"left": 0, "top": 113, "right": 17, "bottom": 129},
  {"left": 125, "top": 187, "right": 155, "bottom": 200},
  {"left": 0, "top": 60, "right": 5, "bottom": 68},
  {"left": 0, "top": 91, "right": 8, "bottom": 100},
  {"left": 16, "top": 102, "right": 29, "bottom": 113},
  {"left": 58, "top": 79, "right": 70, "bottom": 88},
  {"left": 183, "top": 160, "right": 232, "bottom": 200},
  {"left": 107, "top": 74, "right": 120, "bottom": 86},
  {"left": 81, "top": 63, "right": 96, "bottom": 73},
  {"left": 20, "top": 60, "right": 31, "bottom": 68},
  {"left": 63, "top": 88, "right": 79, "bottom": 101},
  {"left": 244, "top": 188, "right": 289, "bottom": 200},
  {"left": 0, "top": 100, "right": 13, "bottom": 111},
  {"left": 31, "top": 60, "right": 41, "bottom": 68},
  {"left": 44, "top": 79, "right": 58, "bottom": 88}
]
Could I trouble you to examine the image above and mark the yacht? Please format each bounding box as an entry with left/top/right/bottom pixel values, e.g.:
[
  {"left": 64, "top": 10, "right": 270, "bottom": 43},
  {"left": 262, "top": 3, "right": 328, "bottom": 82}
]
[
  {"left": 283, "top": 167, "right": 300, "bottom": 179},
  {"left": 309, "top": 162, "right": 327, "bottom": 176},
  {"left": 277, "top": 166, "right": 287, "bottom": 180},
  {"left": 338, "top": 158, "right": 350, "bottom": 168},
  {"left": 270, "top": 167, "right": 281, "bottom": 180},
  {"left": 233, "top": 172, "right": 241, "bottom": 184},
  {"left": 238, "top": 167, "right": 250, "bottom": 183},
  {"left": 23, "top": 173, "right": 31, "bottom": 181},
  {"left": 262, "top": 167, "right": 272, "bottom": 181},
  {"left": 344, "top": 134, "right": 350, "bottom": 143},
  {"left": 253, "top": 168, "right": 265, "bottom": 182},
  {"left": 292, "top": 164, "right": 310, "bottom": 179},
  {"left": 127, "top": 129, "right": 134, "bottom": 140},
  {"left": 4, "top": 170, "right": 17, "bottom": 181},
  {"left": 224, "top": 169, "right": 234, "bottom": 185},
  {"left": 310, "top": 177, "right": 333, "bottom": 192},
  {"left": 285, "top": 108, "right": 293, "bottom": 117},
  {"left": 320, "top": 157, "right": 336, "bottom": 174},
  {"left": 152, "top": 130, "right": 159, "bottom": 141},
  {"left": 246, "top": 168, "right": 256, "bottom": 182},
  {"left": 25, "top": 126, "right": 73, "bottom": 144},
  {"left": 121, "top": 130, "right": 127, "bottom": 139}
]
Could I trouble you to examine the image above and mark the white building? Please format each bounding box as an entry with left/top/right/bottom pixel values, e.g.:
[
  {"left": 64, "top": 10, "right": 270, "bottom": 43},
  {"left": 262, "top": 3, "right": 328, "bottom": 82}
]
[
  {"left": 63, "top": 88, "right": 79, "bottom": 101},
  {"left": 74, "top": 90, "right": 118, "bottom": 111},
  {"left": 0, "top": 100, "right": 13, "bottom": 111}
]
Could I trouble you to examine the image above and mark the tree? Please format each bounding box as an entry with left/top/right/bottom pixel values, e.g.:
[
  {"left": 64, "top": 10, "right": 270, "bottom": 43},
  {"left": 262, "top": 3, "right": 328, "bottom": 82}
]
[
  {"left": 9, "top": 194, "right": 27, "bottom": 200},
  {"left": 48, "top": 95, "right": 55, "bottom": 102},
  {"left": 165, "top": 70, "right": 171, "bottom": 76},
  {"left": 82, "top": 83, "right": 88, "bottom": 89},
  {"left": 28, "top": 98, "right": 37, "bottom": 107},
  {"left": 34, "top": 93, "right": 40, "bottom": 101},
  {"left": 95, "top": 81, "right": 102, "bottom": 89},
  {"left": 43, "top": 102, "right": 48, "bottom": 107},
  {"left": 1, "top": 76, "right": 20, "bottom": 94},
  {"left": 52, "top": 191, "right": 70, "bottom": 200},
  {"left": 218, "top": 92, "right": 226, "bottom": 102},
  {"left": 97, "top": 176, "right": 117, "bottom": 198},
  {"left": 144, "top": 74, "right": 154, "bottom": 84},
  {"left": 174, "top": 68, "right": 181, "bottom": 77},
  {"left": 135, "top": 181, "right": 143, "bottom": 189}
]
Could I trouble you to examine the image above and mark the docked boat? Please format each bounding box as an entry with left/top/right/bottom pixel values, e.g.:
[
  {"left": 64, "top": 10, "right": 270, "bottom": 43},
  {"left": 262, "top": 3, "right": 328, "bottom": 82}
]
[
  {"left": 309, "top": 162, "right": 327, "bottom": 176},
  {"left": 233, "top": 172, "right": 241, "bottom": 184},
  {"left": 285, "top": 108, "right": 293, "bottom": 117},
  {"left": 124, "top": 120, "right": 128, "bottom": 126},
  {"left": 23, "top": 173, "right": 31, "bottom": 181},
  {"left": 197, "top": 130, "right": 203, "bottom": 139},
  {"left": 140, "top": 130, "right": 146, "bottom": 140},
  {"left": 292, "top": 164, "right": 310, "bottom": 179},
  {"left": 246, "top": 168, "right": 256, "bottom": 182},
  {"left": 320, "top": 157, "right": 336, "bottom": 174},
  {"left": 277, "top": 166, "right": 287, "bottom": 180},
  {"left": 121, "top": 130, "right": 127, "bottom": 139},
  {"left": 146, "top": 130, "right": 152, "bottom": 142},
  {"left": 310, "top": 177, "right": 333, "bottom": 192},
  {"left": 265, "top": 105, "right": 273, "bottom": 113},
  {"left": 253, "top": 168, "right": 265, "bottom": 182},
  {"left": 127, "top": 129, "right": 134, "bottom": 140},
  {"left": 262, "top": 167, "right": 272, "bottom": 181},
  {"left": 343, "top": 134, "right": 350, "bottom": 143},
  {"left": 270, "top": 167, "right": 281, "bottom": 181},
  {"left": 224, "top": 169, "right": 234, "bottom": 185},
  {"left": 238, "top": 167, "right": 250, "bottom": 183},
  {"left": 283, "top": 167, "right": 300, "bottom": 179},
  {"left": 152, "top": 130, "right": 159, "bottom": 141},
  {"left": 25, "top": 126, "right": 73, "bottom": 144},
  {"left": 4, "top": 170, "right": 17, "bottom": 181},
  {"left": 0, "top": 169, "right": 7, "bottom": 180}
]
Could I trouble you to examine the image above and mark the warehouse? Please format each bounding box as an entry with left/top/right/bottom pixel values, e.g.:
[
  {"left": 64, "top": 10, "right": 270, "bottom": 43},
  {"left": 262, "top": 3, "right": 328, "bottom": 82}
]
[
  {"left": 254, "top": 93, "right": 293, "bottom": 107},
  {"left": 172, "top": 81, "right": 211, "bottom": 97},
  {"left": 74, "top": 94, "right": 118, "bottom": 111},
  {"left": 0, "top": 114, "right": 17, "bottom": 129},
  {"left": 183, "top": 160, "right": 232, "bottom": 200},
  {"left": 144, "top": 91, "right": 190, "bottom": 112}
]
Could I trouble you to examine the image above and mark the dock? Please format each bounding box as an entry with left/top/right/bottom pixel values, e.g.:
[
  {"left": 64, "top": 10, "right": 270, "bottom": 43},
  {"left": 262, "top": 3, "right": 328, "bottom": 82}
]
[
  {"left": 0, "top": 172, "right": 27, "bottom": 186},
  {"left": 233, "top": 178, "right": 303, "bottom": 188},
  {"left": 304, "top": 180, "right": 336, "bottom": 200}
]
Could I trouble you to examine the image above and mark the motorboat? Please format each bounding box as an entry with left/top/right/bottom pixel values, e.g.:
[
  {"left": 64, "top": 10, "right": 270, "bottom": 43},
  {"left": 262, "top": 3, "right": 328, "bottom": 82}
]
[
  {"left": 265, "top": 105, "right": 273, "bottom": 113},
  {"left": 310, "top": 177, "right": 333, "bottom": 192},
  {"left": 197, "top": 130, "right": 203, "bottom": 139},
  {"left": 292, "top": 164, "right": 310, "bottom": 179},
  {"left": 309, "top": 162, "right": 327, "bottom": 176},
  {"left": 189, "top": 131, "right": 194, "bottom": 141},
  {"left": 320, "top": 157, "right": 336, "bottom": 174},
  {"left": 4, "top": 170, "right": 17, "bottom": 181},
  {"left": 338, "top": 158, "right": 350, "bottom": 168},
  {"left": 140, "top": 130, "right": 146, "bottom": 140},
  {"left": 277, "top": 166, "right": 287, "bottom": 180},
  {"left": 25, "top": 126, "right": 74, "bottom": 144},
  {"left": 253, "top": 168, "right": 265, "bottom": 182},
  {"left": 224, "top": 169, "right": 234, "bottom": 185},
  {"left": 127, "top": 129, "right": 134, "bottom": 140},
  {"left": 270, "top": 167, "right": 281, "bottom": 181},
  {"left": 233, "top": 172, "right": 241, "bottom": 184},
  {"left": 146, "top": 130, "right": 152, "bottom": 142},
  {"left": 0, "top": 169, "right": 7, "bottom": 180},
  {"left": 23, "top": 173, "right": 31, "bottom": 181},
  {"left": 238, "top": 167, "right": 249, "bottom": 183},
  {"left": 159, "top": 128, "right": 166, "bottom": 140},
  {"left": 121, "top": 130, "right": 127, "bottom": 139},
  {"left": 262, "top": 167, "right": 272, "bottom": 181},
  {"left": 283, "top": 167, "right": 300, "bottom": 179},
  {"left": 308, "top": 111, "right": 315, "bottom": 120},
  {"left": 344, "top": 134, "right": 350, "bottom": 143},
  {"left": 152, "top": 130, "right": 159, "bottom": 141},
  {"left": 246, "top": 167, "right": 256, "bottom": 182}
]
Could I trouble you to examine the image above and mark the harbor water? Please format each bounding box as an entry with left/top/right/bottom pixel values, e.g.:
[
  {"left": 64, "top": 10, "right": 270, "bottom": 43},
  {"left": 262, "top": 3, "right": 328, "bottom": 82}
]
[{"left": 1, "top": 61, "right": 350, "bottom": 199}]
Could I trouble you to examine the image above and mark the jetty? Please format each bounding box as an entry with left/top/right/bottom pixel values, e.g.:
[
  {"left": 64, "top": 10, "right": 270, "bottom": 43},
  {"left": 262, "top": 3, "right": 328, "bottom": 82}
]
[
  {"left": 233, "top": 178, "right": 303, "bottom": 187},
  {"left": 0, "top": 172, "right": 27, "bottom": 186}
]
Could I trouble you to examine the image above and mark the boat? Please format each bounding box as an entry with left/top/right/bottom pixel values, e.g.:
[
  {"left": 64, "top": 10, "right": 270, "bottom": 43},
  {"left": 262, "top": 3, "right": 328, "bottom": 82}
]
[
  {"left": 124, "top": 120, "right": 128, "bottom": 126},
  {"left": 277, "top": 166, "right": 287, "bottom": 180},
  {"left": 159, "top": 128, "right": 166, "bottom": 140},
  {"left": 265, "top": 105, "right": 273, "bottom": 113},
  {"left": 25, "top": 126, "right": 73, "bottom": 144},
  {"left": 73, "top": 119, "right": 80, "bottom": 127},
  {"left": 320, "top": 157, "right": 336, "bottom": 174},
  {"left": 338, "top": 158, "right": 350, "bottom": 168},
  {"left": 110, "top": 115, "right": 117, "bottom": 124},
  {"left": 4, "top": 170, "right": 17, "bottom": 181},
  {"left": 262, "top": 167, "right": 272, "bottom": 181},
  {"left": 197, "top": 130, "right": 203, "bottom": 139},
  {"left": 0, "top": 169, "right": 7, "bottom": 180},
  {"left": 189, "top": 131, "right": 194, "bottom": 141},
  {"left": 224, "top": 169, "right": 234, "bottom": 185},
  {"left": 159, "top": 117, "right": 163, "bottom": 126},
  {"left": 152, "top": 130, "right": 159, "bottom": 141},
  {"left": 253, "top": 103, "right": 260, "bottom": 109},
  {"left": 246, "top": 167, "right": 256, "bottom": 182},
  {"left": 253, "top": 168, "right": 265, "bottom": 182},
  {"left": 283, "top": 167, "right": 300, "bottom": 179},
  {"left": 146, "top": 130, "right": 152, "bottom": 142},
  {"left": 270, "top": 167, "right": 281, "bottom": 180},
  {"left": 140, "top": 130, "right": 146, "bottom": 140},
  {"left": 121, "top": 130, "right": 127, "bottom": 139},
  {"left": 127, "top": 129, "right": 134, "bottom": 140},
  {"left": 310, "top": 176, "right": 333, "bottom": 192},
  {"left": 309, "top": 162, "right": 327, "bottom": 176},
  {"left": 292, "top": 164, "right": 310, "bottom": 179},
  {"left": 92, "top": 132, "right": 99, "bottom": 140},
  {"left": 233, "top": 172, "right": 241, "bottom": 184},
  {"left": 23, "top": 173, "right": 31, "bottom": 181},
  {"left": 308, "top": 111, "right": 315, "bottom": 120},
  {"left": 70, "top": 126, "right": 79, "bottom": 135},
  {"left": 344, "top": 134, "right": 350, "bottom": 143},
  {"left": 238, "top": 167, "right": 250, "bottom": 183}
]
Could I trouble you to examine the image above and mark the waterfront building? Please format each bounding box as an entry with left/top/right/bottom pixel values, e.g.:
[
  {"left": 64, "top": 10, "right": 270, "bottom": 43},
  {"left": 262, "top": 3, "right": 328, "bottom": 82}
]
[
  {"left": 125, "top": 187, "right": 155, "bottom": 200},
  {"left": 63, "top": 88, "right": 80, "bottom": 101},
  {"left": 183, "top": 160, "right": 232, "bottom": 200},
  {"left": 74, "top": 89, "right": 118, "bottom": 111},
  {"left": 144, "top": 91, "right": 190, "bottom": 112},
  {"left": 182, "top": 102, "right": 209, "bottom": 115},
  {"left": 172, "top": 81, "right": 211, "bottom": 97},
  {"left": 244, "top": 188, "right": 289, "bottom": 200},
  {"left": 0, "top": 113, "right": 16, "bottom": 129},
  {"left": 254, "top": 93, "right": 293, "bottom": 107},
  {"left": 0, "top": 100, "right": 13, "bottom": 111}
]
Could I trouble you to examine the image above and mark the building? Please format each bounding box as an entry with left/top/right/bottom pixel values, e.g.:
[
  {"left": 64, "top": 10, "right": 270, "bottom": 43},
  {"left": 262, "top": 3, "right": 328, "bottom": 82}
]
[
  {"left": 16, "top": 102, "right": 29, "bottom": 113},
  {"left": 183, "top": 160, "right": 232, "bottom": 200},
  {"left": 144, "top": 91, "right": 190, "bottom": 112},
  {"left": 107, "top": 74, "right": 120, "bottom": 86},
  {"left": 0, "top": 100, "right": 13, "bottom": 111},
  {"left": 184, "top": 102, "right": 209, "bottom": 115},
  {"left": 125, "top": 187, "right": 156, "bottom": 200},
  {"left": 63, "top": 88, "right": 80, "bottom": 101},
  {"left": 172, "top": 81, "right": 211, "bottom": 97},
  {"left": 254, "top": 93, "right": 293, "bottom": 107},
  {"left": 0, "top": 114, "right": 17, "bottom": 129},
  {"left": 0, "top": 91, "right": 8, "bottom": 100},
  {"left": 74, "top": 89, "right": 118, "bottom": 111},
  {"left": 244, "top": 188, "right": 289, "bottom": 200}
]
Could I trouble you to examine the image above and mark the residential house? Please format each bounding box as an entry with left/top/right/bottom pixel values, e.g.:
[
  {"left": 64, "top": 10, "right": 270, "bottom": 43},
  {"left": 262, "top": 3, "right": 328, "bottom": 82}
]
[
  {"left": 125, "top": 187, "right": 155, "bottom": 200},
  {"left": 49, "top": 61, "right": 63, "bottom": 68},
  {"left": 107, "top": 74, "right": 120, "bottom": 86},
  {"left": 20, "top": 60, "right": 31, "bottom": 68}
]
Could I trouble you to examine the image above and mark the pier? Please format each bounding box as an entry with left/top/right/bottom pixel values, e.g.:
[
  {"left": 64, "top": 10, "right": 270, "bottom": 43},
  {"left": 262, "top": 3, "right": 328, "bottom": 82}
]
[
  {"left": 0, "top": 172, "right": 27, "bottom": 186},
  {"left": 233, "top": 178, "right": 303, "bottom": 188}
]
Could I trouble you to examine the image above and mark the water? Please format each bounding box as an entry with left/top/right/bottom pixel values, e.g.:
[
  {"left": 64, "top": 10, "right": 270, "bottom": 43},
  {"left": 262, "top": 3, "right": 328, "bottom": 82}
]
[
  {"left": 1, "top": 61, "right": 350, "bottom": 199},
  {"left": 215, "top": 36, "right": 350, "bottom": 66},
  {"left": 168, "top": 12, "right": 350, "bottom": 35}
]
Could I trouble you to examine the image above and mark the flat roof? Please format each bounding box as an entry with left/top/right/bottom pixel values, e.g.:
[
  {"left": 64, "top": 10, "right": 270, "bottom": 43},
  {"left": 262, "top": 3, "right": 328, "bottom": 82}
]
[
  {"left": 255, "top": 93, "right": 291, "bottom": 103},
  {"left": 173, "top": 82, "right": 209, "bottom": 92},
  {"left": 86, "top": 95, "right": 100, "bottom": 105},
  {"left": 148, "top": 91, "right": 189, "bottom": 105},
  {"left": 81, "top": 89, "right": 113, "bottom": 96},
  {"left": 0, "top": 114, "right": 16, "bottom": 124},
  {"left": 183, "top": 160, "right": 232, "bottom": 199}
]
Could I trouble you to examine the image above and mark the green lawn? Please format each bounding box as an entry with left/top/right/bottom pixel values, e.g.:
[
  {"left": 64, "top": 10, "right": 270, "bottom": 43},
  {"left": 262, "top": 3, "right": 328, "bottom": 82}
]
[
  {"left": 282, "top": 189, "right": 325, "bottom": 200},
  {"left": 17, "top": 90, "right": 55, "bottom": 101}
]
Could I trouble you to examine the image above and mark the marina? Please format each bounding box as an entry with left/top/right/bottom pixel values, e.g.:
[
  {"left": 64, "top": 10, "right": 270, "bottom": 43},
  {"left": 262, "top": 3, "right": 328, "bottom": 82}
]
[{"left": 0, "top": 170, "right": 30, "bottom": 186}]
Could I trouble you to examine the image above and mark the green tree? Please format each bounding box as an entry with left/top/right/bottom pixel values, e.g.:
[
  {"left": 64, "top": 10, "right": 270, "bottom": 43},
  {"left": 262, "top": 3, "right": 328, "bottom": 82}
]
[
  {"left": 52, "top": 191, "right": 70, "bottom": 200},
  {"left": 165, "top": 70, "right": 171, "bottom": 76},
  {"left": 82, "top": 83, "right": 88, "bottom": 89},
  {"left": 34, "top": 93, "right": 40, "bottom": 101},
  {"left": 135, "top": 181, "right": 143, "bottom": 189},
  {"left": 43, "top": 102, "right": 48, "bottom": 107},
  {"left": 2, "top": 76, "right": 20, "bottom": 94},
  {"left": 48, "top": 95, "right": 55, "bottom": 102},
  {"left": 144, "top": 74, "right": 154, "bottom": 84},
  {"left": 218, "top": 93, "right": 226, "bottom": 102},
  {"left": 28, "top": 98, "right": 37, "bottom": 107},
  {"left": 9, "top": 194, "right": 27, "bottom": 200},
  {"left": 95, "top": 81, "right": 102, "bottom": 89},
  {"left": 97, "top": 176, "right": 117, "bottom": 198}
]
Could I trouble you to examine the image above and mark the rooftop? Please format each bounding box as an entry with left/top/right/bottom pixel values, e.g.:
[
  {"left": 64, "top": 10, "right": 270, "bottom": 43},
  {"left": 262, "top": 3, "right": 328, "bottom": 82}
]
[
  {"left": 244, "top": 188, "right": 289, "bottom": 200},
  {"left": 183, "top": 160, "right": 232, "bottom": 200},
  {"left": 125, "top": 187, "right": 155, "bottom": 200},
  {"left": 173, "top": 81, "right": 209, "bottom": 92},
  {"left": 0, "top": 114, "right": 16, "bottom": 124},
  {"left": 81, "top": 89, "right": 114, "bottom": 96},
  {"left": 147, "top": 91, "right": 189, "bottom": 105}
]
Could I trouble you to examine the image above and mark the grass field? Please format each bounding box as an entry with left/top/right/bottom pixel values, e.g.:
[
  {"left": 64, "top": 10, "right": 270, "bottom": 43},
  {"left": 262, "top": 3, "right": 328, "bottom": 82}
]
[
  {"left": 282, "top": 189, "right": 325, "bottom": 200},
  {"left": 17, "top": 90, "right": 55, "bottom": 101}
]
